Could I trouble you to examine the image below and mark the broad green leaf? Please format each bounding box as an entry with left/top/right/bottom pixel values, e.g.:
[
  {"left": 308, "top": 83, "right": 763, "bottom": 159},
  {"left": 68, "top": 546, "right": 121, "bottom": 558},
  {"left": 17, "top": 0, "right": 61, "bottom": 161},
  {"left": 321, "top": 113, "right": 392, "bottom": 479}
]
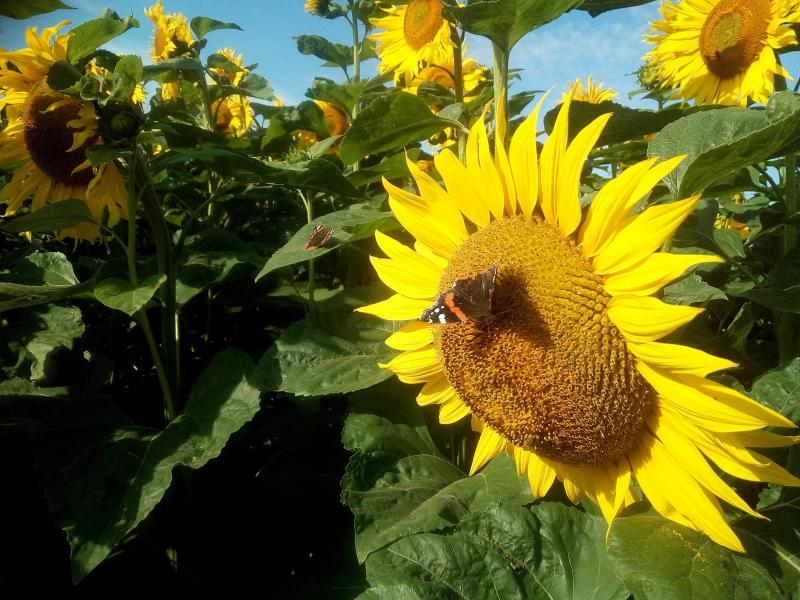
[
  {"left": 739, "top": 256, "right": 800, "bottom": 313},
  {"left": 609, "top": 510, "right": 790, "bottom": 600},
  {"left": 207, "top": 52, "right": 243, "bottom": 75},
  {"left": 543, "top": 100, "right": 710, "bottom": 146},
  {"left": 346, "top": 150, "right": 415, "bottom": 187},
  {"left": 0, "top": 252, "right": 91, "bottom": 313},
  {"left": 577, "top": 0, "right": 657, "bottom": 16},
  {"left": 257, "top": 296, "right": 396, "bottom": 396},
  {"left": 0, "top": 199, "right": 95, "bottom": 233},
  {"left": 35, "top": 349, "right": 261, "bottom": 582},
  {"left": 94, "top": 275, "right": 166, "bottom": 316},
  {"left": 663, "top": 274, "right": 727, "bottom": 305},
  {"left": 108, "top": 54, "right": 143, "bottom": 102},
  {"left": 142, "top": 56, "right": 204, "bottom": 77},
  {"left": 648, "top": 91, "right": 800, "bottom": 197},
  {"left": 712, "top": 228, "right": 745, "bottom": 258},
  {"left": 0, "top": 0, "right": 72, "bottom": 19},
  {"left": 46, "top": 59, "right": 82, "bottom": 90},
  {"left": 66, "top": 10, "right": 139, "bottom": 63},
  {"left": 441, "top": 0, "right": 585, "bottom": 52},
  {"left": 256, "top": 204, "right": 397, "bottom": 279},
  {"left": 340, "top": 93, "right": 448, "bottom": 164},
  {"left": 295, "top": 34, "right": 353, "bottom": 68},
  {"left": 750, "top": 358, "right": 800, "bottom": 422},
  {"left": 233, "top": 72, "right": 274, "bottom": 100},
  {"left": 190, "top": 16, "right": 242, "bottom": 40},
  {"left": 86, "top": 142, "right": 130, "bottom": 166},
  {"left": 307, "top": 77, "right": 366, "bottom": 113}
]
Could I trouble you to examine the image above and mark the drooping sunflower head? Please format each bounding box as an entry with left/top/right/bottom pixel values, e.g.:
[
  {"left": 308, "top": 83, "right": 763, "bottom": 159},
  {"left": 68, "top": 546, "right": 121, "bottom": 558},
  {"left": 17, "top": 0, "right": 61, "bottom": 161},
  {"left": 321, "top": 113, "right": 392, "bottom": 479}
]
[
  {"left": 305, "top": 0, "right": 334, "bottom": 17},
  {"left": 563, "top": 75, "right": 617, "bottom": 104},
  {"left": 212, "top": 95, "right": 254, "bottom": 137},
  {"left": 359, "top": 94, "right": 800, "bottom": 551},
  {"left": 0, "top": 22, "right": 127, "bottom": 241},
  {"left": 403, "top": 54, "right": 488, "bottom": 104},
  {"left": 145, "top": 0, "right": 195, "bottom": 100},
  {"left": 644, "top": 0, "right": 800, "bottom": 106},
  {"left": 370, "top": 0, "right": 454, "bottom": 82},
  {"left": 210, "top": 47, "right": 248, "bottom": 86},
  {"left": 314, "top": 99, "right": 349, "bottom": 136}
]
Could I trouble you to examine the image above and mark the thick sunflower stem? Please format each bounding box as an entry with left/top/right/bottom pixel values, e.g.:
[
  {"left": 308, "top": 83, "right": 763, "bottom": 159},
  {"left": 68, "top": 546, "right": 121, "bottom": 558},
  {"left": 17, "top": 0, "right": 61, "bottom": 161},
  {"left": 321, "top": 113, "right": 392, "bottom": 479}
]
[
  {"left": 492, "top": 42, "right": 509, "bottom": 151},
  {"left": 349, "top": 2, "right": 361, "bottom": 172},
  {"left": 300, "top": 190, "right": 316, "bottom": 310},
  {"left": 779, "top": 152, "right": 799, "bottom": 361},
  {"left": 134, "top": 146, "right": 179, "bottom": 422},
  {"left": 452, "top": 29, "right": 467, "bottom": 163}
]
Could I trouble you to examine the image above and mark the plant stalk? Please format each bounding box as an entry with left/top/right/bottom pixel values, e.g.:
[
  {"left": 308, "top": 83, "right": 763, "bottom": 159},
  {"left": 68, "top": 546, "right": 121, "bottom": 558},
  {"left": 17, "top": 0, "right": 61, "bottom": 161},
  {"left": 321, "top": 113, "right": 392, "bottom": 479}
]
[
  {"left": 300, "top": 190, "right": 316, "bottom": 309},
  {"left": 452, "top": 29, "right": 466, "bottom": 163}
]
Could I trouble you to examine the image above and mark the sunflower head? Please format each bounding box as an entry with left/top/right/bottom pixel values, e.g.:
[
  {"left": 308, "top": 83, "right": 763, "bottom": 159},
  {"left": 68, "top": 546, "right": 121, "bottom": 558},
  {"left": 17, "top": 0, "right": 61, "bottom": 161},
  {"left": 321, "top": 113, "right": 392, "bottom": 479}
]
[
  {"left": 145, "top": 0, "right": 195, "bottom": 100},
  {"left": 210, "top": 47, "right": 248, "bottom": 86},
  {"left": 314, "top": 99, "right": 349, "bottom": 136},
  {"left": 370, "top": 0, "right": 454, "bottom": 82},
  {"left": 563, "top": 75, "right": 617, "bottom": 104},
  {"left": 359, "top": 94, "right": 799, "bottom": 552},
  {"left": 644, "top": 0, "right": 800, "bottom": 106},
  {"left": 305, "top": 0, "right": 342, "bottom": 18}
]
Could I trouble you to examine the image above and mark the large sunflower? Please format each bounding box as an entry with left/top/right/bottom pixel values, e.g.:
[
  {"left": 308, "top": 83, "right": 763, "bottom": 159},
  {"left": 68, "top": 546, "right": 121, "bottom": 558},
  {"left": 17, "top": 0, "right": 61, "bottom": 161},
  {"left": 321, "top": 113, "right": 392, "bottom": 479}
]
[
  {"left": 145, "top": 0, "right": 195, "bottom": 101},
  {"left": 644, "top": 0, "right": 800, "bottom": 106},
  {"left": 359, "top": 95, "right": 800, "bottom": 551},
  {"left": 0, "top": 21, "right": 127, "bottom": 242},
  {"left": 370, "top": 0, "right": 454, "bottom": 82},
  {"left": 209, "top": 48, "right": 254, "bottom": 137}
]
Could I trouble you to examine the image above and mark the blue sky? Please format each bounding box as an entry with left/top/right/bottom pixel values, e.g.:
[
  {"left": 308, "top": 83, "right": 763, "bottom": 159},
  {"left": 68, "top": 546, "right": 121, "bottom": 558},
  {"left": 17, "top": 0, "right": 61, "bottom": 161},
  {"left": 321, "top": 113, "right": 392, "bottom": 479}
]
[{"left": 2, "top": 1, "right": 799, "bottom": 115}]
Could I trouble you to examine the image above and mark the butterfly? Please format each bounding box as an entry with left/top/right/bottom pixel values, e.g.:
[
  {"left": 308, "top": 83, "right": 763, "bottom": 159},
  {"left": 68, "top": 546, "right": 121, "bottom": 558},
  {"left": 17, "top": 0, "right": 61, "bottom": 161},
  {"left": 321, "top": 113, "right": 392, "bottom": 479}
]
[
  {"left": 420, "top": 262, "right": 499, "bottom": 324},
  {"left": 304, "top": 224, "right": 333, "bottom": 250}
]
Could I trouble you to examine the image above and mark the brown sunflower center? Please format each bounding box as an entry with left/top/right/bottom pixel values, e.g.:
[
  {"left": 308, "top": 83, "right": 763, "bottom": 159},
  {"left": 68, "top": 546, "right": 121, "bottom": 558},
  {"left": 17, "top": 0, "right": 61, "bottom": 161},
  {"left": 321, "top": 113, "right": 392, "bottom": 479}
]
[
  {"left": 23, "top": 81, "right": 96, "bottom": 187},
  {"left": 433, "top": 216, "right": 654, "bottom": 466},
  {"left": 699, "top": 0, "right": 770, "bottom": 79},
  {"left": 403, "top": 0, "right": 444, "bottom": 51}
]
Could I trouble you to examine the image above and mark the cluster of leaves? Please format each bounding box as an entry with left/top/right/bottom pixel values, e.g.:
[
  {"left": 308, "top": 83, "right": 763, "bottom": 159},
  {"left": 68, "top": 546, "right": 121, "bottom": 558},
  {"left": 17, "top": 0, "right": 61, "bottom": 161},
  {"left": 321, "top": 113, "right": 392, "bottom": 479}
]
[{"left": 1, "top": 0, "right": 800, "bottom": 595}]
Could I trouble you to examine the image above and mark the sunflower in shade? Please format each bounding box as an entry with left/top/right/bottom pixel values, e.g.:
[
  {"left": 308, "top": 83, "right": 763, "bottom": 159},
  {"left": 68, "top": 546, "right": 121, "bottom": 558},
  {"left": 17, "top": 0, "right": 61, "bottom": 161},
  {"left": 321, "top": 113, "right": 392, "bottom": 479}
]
[
  {"left": 358, "top": 94, "right": 799, "bottom": 552},
  {"left": 371, "top": 0, "right": 454, "bottom": 82},
  {"left": 208, "top": 48, "right": 254, "bottom": 137},
  {"left": 0, "top": 21, "right": 127, "bottom": 242},
  {"left": 403, "top": 54, "right": 487, "bottom": 106},
  {"left": 292, "top": 100, "right": 349, "bottom": 150},
  {"left": 145, "top": 0, "right": 195, "bottom": 101},
  {"left": 644, "top": 0, "right": 800, "bottom": 106},
  {"left": 563, "top": 75, "right": 617, "bottom": 104}
]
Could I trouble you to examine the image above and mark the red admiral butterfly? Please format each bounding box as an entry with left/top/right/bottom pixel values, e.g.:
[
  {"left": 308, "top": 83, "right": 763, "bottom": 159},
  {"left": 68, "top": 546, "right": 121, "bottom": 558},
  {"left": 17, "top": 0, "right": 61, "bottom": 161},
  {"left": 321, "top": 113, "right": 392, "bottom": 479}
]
[
  {"left": 304, "top": 224, "right": 333, "bottom": 250},
  {"left": 420, "top": 262, "right": 499, "bottom": 324}
]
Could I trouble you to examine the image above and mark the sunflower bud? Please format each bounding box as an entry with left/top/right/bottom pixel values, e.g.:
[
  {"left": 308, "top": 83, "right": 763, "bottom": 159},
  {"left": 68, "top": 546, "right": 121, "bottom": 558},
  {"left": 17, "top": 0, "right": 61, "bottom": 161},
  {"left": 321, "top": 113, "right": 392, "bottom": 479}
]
[{"left": 100, "top": 101, "right": 143, "bottom": 141}]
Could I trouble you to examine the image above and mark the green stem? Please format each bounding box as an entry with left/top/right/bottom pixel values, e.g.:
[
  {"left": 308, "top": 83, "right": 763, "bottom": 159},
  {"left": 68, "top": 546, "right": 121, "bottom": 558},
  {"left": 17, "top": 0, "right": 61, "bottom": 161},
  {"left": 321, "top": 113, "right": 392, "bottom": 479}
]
[
  {"left": 492, "top": 43, "right": 509, "bottom": 151},
  {"left": 349, "top": 4, "right": 361, "bottom": 172},
  {"left": 452, "top": 29, "right": 466, "bottom": 163},
  {"left": 133, "top": 146, "right": 179, "bottom": 421},
  {"left": 300, "top": 190, "right": 315, "bottom": 309}
]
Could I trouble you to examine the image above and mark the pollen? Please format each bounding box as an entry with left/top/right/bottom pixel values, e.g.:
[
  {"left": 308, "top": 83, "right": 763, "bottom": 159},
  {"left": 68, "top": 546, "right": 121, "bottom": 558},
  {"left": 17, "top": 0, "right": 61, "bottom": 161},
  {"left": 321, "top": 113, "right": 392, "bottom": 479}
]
[
  {"left": 699, "top": 0, "right": 770, "bottom": 79},
  {"left": 23, "top": 82, "right": 95, "bottom": 187},
  {"left": 434, "top": 216, "right": 654, "bottom": 466},
  {"left": 403, "top": 0, "right": 445, "bottom": 51}
]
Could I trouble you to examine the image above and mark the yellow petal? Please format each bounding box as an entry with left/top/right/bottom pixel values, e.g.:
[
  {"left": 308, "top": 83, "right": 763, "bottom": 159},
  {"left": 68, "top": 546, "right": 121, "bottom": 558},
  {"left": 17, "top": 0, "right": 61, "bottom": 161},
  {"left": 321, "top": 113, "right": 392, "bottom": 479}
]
[
  {"left": 604, "top": 252, "right": 724, "bottom": 297},
  {"left": 607, "top": 295, "right": 703, "bottom": 342},
  {"left": 466, "top": 111, "right": 505, "bottom": 221},
  {"left": 509, "top": 93, "right": 547, "bottom": 217},
  {"left": 405, "top": 155, "right": 468, "bottom": 239},
  {"left": 439, "top": 396, "right": 470, "bottom": 424},
  {"left": 370, "top": 256, "right": 438, "bottom": 299},
  {"left": 385, "top": 321, "right": 433, "bottom": 351},
  {"left": 557, "top": 112, "right": 613, "bottom": 237},
  {"left": 627, "top": 340, "right": 737, "bottom": 377},
  {"left": 417, "top": 374, "right": 457, "bottom": 406},
  {"left": 539, "top": 94, "right": 570, "bottom": 226},
  {"left": 434, "top": 149, "right": 490, "bottom": 227},
  {"left": 593, "top": 196, "right": 700, "bottom": 276},
  {"left": 527, "top": 452, "right": 557, "bottom": 498},
  {"left": 380, "top": 347, "right": 442, "bottom": 383},
  {"left": 470, "top": 426, "right": 507, "bottom": 475},
  {"left": 717, "top": 429, "right": 800, "bottom": 449},
  {"left": 513, "top": 447, "right": 530, "bottom": 476},
  {"left": 560, "top": 467, "right": 586, "bottom": 504},
  {"left": 356, "top": 294, "right": 431, "bottom": 320}
]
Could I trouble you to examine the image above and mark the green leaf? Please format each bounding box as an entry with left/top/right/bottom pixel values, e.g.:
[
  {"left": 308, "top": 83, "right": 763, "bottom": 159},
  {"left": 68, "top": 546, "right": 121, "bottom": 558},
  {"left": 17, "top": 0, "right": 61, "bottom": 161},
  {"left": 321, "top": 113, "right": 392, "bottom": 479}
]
[
  {"left": 577, "top": 0, "right": 657, "bottom": 16},
  {"left": 608, "top": 510, "right": 791, "bottom": 600},
  {"left": 739, "top": 256, "right": 800, "bottom": 313},
  {"left": 35, "top": 349, "right": 261, "bottom": 582},
  {"left": 234, "top": 72, "right": 274, "bottom": 101},
  {"left": 340, "top": 93, "right": 448, "bottom": 165},
  {"left": 142, "top": 56, "right": 204, "bottom": 77},
  {"left": 295, "top": 34, "right": 353, "bottom": 68},
  {"left": 256, "top": 296, "right": 396, "bottom": 396},
  {"left": 0, "top": 199, "right": 95, "bottom": 233},
  {"left": 0, "top": 0, "right": 72, "bottom": 19},
  {"left": 648, "top": 91, "right": 800, "bottom": 197},
  {"left": 207, "top": 52, "right": 243, "bottom": 76},
  {"left": 108, "top": 54, "right": 143, "bottom": 102},
  {"left": 93, "top": 275, "right": 166, "bottom": 316},
  {"left": 46, "top": 59, "right": 82, "bottom": 91},
  {"left": 712, "top": 228, "right": 745, "bottom": 258},
  {"left": 441, "top": 0, "right": 584, "bottom": 52},
  {"left": 189, "top": 16, "right": 242, "bottom": 40},
  {"left": 663, "top": 274, "right": 727, "bottom": 305},
  {"left": 256, "top": 203, "right": 398, "bottom": 279},
  {"left": 750, "top": 358, "right": 800, "bottom": 422},
  {"left": 66, "top": 9, "right": 139, "bottom": 63},
  {"left": 543, "top": 100, "right": 710, "bottom": 146},
  {"left": 307, "top": 77, "right": 365, "bottom": 113},
  {"left": 0, "top": 252, "right": 91, "bottom": 313}
]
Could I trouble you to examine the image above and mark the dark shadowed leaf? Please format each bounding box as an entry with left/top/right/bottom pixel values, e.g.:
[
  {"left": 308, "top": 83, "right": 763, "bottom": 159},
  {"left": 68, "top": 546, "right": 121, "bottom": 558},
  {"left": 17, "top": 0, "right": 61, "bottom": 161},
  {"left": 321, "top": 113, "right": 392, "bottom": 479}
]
[
  {"left": 739, "top": 256, "right": 800, "bottom": 313},
  {"left": 0, "top": 252, "right": 91, "bottom": 313},
  {"left": 577, "top": 0, "right": 657, "bottom": 16},
  {"left": 340, "top": 93, "right": 448, "bottom": 164},
  {"left": 295, "top": 34, "right": 353, "bottom": 68},
  {"left": 190, "top": 16, "right": 242, "bottom": 40},
  {"left": 256, "top": 204, "right": 398, "bottom": 279},
  {"left": 66, "top": 10, "right": 139, "bottom": 63},
  {"left": 35, "top": 349, "right": 261, "bottom": 582},
  {"left": 0, "top": 199, "right": 94, "bottom": 233},
  {"left": 648, "top": 91, "right": 800, "bottom": 197},
  {"left": 0, "top": 0, "right": 72, "bottom": 19},
  {"left": 142, "top": 56, "right": 204, "bottom": 77}
]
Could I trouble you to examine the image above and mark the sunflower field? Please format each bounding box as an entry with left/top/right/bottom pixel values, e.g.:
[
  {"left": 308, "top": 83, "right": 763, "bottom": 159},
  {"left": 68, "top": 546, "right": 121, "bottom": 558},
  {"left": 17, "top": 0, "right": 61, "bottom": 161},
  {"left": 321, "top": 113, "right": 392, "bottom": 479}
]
[{"left": 2, "top": 0, "right": 800, "bottom": 595}]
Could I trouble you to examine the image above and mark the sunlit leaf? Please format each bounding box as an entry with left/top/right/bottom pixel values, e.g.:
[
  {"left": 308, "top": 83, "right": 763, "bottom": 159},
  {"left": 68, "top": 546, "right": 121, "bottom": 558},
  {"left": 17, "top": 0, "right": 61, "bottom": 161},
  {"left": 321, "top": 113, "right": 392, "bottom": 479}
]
[
  {"left": 577, "top": 0, "right": 657, "bottom": 16},
  {"left": 66, "top": 10, "right": 139, "bottom": 63},
  {"left": 94, "top": 275, "right": 166, "bottom": 316},
  {"left": 190, "top": 16, "right": 242, "bottom": 40},
  {"left": 0, "top": 0, "right": 72, "bottom": 18},
  {"left": 750, "top": 358, "right": 800, "bottom": 422}
]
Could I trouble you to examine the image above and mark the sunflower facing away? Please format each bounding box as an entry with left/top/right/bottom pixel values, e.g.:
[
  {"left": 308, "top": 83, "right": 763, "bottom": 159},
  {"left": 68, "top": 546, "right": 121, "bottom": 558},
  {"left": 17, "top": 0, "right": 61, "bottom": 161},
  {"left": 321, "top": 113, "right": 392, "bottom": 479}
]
[
  {"left": 209, "top": 48, "right": 254, "bottom": 137},
  {"left": 358, "top": 95, "right": 800, "bottom": 551},
  {"left": 644, "top": 0, "right": 800, "bottom": 106},
  {"left": 371, "top": 0, "right": 454, "bottom": 82},
  {"left": 563, "top": 75, "right": 618, "bottom": 104},
  {"left": 0, "top": 21, "right": 127, "bottom": 242},
  {"left": 145, "top": 0, "right": 195, "bottom": 101},
  {"left": 403, "top": 53, "right": 487, "bottom": 105}
]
